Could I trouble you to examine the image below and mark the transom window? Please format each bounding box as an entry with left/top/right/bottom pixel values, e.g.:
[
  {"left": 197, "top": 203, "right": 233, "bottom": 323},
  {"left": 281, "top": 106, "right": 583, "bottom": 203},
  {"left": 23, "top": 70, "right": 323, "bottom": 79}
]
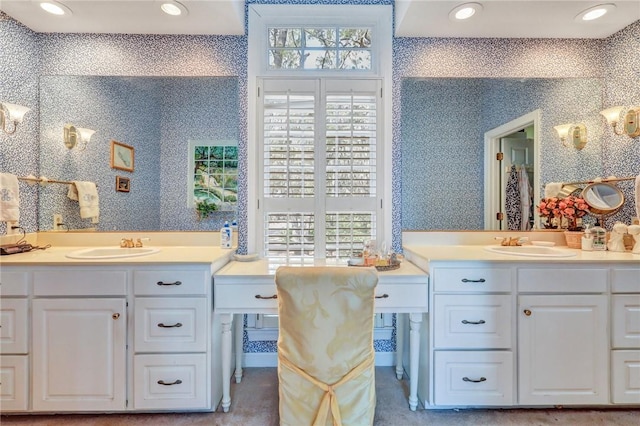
[{"left": 268, "top": 27, "right": 372, "bottom": 70}]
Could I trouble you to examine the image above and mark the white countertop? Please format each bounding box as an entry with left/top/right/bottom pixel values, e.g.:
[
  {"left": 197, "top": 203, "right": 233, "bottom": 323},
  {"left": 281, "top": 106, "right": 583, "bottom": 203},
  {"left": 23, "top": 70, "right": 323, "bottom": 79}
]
[
  {"left": 0, "top": 245, "right": 234, "bottom": 266},
  {"left": 404, "top": 244, "right": 640, "bottom": 264}
]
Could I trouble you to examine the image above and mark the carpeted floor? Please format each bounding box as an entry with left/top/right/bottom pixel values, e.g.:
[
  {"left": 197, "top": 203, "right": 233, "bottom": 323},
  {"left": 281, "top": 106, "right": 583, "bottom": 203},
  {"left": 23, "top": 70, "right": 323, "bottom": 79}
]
[{"left": 2, "top": 367, "right": 638, "bottom": 425}]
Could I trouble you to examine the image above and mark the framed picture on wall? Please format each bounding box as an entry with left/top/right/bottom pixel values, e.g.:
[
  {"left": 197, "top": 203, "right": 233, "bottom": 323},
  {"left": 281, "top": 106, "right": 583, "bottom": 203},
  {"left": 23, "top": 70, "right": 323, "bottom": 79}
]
[
  {"left": 110, "top": 140, "right": 135, "bottom": 172},
  {"left": 116, "top": 175, "right": 130, "bottom": 192}
]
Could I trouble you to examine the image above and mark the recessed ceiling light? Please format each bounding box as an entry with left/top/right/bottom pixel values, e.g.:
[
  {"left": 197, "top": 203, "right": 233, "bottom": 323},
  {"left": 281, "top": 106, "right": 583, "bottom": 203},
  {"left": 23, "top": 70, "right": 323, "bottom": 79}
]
[
  {"left": 575, "top": 3, "right": 616, "bottom": 22},
  {"left": 38, "top": 0, "right": 72, "bottom": 16},
  {"left": 158, "top": 0, "right": 188, "bottom": 16},
  {"left": 449, "top": 2, "right": 483, "bottom": 21}
]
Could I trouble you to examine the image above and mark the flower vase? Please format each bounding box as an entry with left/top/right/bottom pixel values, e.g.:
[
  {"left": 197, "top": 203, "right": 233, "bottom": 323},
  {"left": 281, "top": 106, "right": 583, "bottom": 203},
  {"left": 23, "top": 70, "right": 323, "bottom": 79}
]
[{"left": 564, "top": 230, "right": 583, "bottom": 249}]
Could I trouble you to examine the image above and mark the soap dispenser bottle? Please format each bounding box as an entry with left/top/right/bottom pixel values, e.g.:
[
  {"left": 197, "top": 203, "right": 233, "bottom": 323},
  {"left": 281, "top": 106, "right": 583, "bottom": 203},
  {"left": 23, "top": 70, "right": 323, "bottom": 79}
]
[
  {"left": 581, "top": 225, "right": 593, "bottom": 251},
  {"left": 220, "top": 221, "right": 232, "bottom": 249},
  {"left": 592, "top": 222, "right": 607, "bottom": 251}
]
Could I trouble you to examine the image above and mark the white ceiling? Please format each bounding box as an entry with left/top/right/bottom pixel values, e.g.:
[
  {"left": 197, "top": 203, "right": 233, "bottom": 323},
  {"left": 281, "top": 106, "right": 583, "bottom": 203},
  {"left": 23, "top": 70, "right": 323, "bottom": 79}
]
[{"left": 0, "top": 0, "right": 638, "bottom": 38}]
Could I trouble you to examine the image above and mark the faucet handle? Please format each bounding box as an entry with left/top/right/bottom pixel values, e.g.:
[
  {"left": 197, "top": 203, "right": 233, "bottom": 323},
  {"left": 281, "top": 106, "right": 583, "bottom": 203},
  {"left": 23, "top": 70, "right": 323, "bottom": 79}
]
[
  {"left": 135, "top": 238, "right": 143, "bottom": 247},
  {"left": 120, "top": 238, "right": 128, "bottom": 248}
]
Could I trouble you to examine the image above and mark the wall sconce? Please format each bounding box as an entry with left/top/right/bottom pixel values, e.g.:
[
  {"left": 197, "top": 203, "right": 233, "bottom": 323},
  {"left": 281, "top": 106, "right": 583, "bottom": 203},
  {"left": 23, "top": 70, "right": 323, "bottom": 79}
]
[
  {"left": 0, "top": 102, "right": 31, "bottom": 135},
  {"left": 64, "top": 124, "right": 96, "bottom": 150},
  {"left": 554, "top": 123, "right": 587, "bottom": 150},
  {"left": 600, "top": 106, "right": 640, "bottom": 138}
]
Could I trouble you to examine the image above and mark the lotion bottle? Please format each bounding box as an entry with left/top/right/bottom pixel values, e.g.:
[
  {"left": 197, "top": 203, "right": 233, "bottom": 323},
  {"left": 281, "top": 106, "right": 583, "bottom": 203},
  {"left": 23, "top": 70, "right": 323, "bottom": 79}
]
[
  {"left": 581, "top": 225, "right": 593, "bottom": 251},
  {"left": 592, "top": 223, "right": 606, "bottom": 251},
  {"left": 220, "top": 221, "right": 232, "bottom": 249}
]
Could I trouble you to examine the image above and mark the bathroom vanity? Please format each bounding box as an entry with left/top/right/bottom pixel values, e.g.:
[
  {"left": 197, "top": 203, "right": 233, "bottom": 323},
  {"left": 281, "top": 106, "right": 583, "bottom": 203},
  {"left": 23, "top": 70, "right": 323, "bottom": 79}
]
[
  {"left": 0, "top": 239, "right": 232, "bottom": 413},
  {"left": 403, "top": 231, "right": 640, "bottom": 409}
]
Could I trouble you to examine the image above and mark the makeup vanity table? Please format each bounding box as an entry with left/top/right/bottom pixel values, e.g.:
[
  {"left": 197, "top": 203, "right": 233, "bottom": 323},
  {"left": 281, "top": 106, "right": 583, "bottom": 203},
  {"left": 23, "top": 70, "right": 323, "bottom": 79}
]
[{"left": 213, "top": 259, "right": 429, "bottom": 412}]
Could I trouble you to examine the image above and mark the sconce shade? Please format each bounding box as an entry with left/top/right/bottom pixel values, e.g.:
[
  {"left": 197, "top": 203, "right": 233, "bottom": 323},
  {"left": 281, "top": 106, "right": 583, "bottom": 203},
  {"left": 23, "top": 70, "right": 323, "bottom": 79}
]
[
  {"left": 64, "top": 124, "right": 96, "bottom": 150},
  {"left": 600, "top": 106, "right": 625, "bottom": 124},
  {"left": 553, "top": 123, "right": 572, "bottom": 145},
  {"left": 1, "top": 102, "right": 31, "bottom": 134}
]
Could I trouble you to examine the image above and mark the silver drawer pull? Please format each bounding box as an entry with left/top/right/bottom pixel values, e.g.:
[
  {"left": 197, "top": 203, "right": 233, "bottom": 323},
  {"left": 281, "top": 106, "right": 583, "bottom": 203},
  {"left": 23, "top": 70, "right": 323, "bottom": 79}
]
[
  {"left": 157, "top": 280, "right": 182, "bottom": 286},
  {"left": 461, "top": 278, "right": 486, "bottom": 283},
  {"left": 462, "top": 376, "right": 487, "bottom": 383},
  {"left": 157, "top": 379, "right": 183, "bottom": 386},
  {"left": 375, "top": 294, "right": 389, "bottom": 299},
  {"left": 461, "top": 319, "right": 486, "bottom": 325},
  {"left": 158, "top": 322, "right": 183, "bottom": 328},
  {"left": 255, "top": 294, "right": 277, "bottom": 299}
]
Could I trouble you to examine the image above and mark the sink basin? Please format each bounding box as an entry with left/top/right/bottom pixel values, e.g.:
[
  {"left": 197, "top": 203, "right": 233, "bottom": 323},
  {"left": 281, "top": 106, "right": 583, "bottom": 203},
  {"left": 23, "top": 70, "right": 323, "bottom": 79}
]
[
  {"left": 66, "top": 247, "right": 160, "bottom": 259},
  {"left": 484, "top": 245, "right": 577, "bottom": 258}
]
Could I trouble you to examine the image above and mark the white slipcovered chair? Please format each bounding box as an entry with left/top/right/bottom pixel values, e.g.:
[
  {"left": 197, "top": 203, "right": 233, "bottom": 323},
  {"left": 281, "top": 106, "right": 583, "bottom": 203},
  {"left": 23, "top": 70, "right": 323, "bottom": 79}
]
[{"left": 275, "top": 266, "right": 379, "bottom": 426}]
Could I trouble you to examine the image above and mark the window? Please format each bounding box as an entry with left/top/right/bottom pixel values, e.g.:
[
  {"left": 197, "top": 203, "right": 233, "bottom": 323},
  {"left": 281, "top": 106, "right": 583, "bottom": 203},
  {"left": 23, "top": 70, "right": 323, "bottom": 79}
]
[
  {"left": 259, "top": 79, "right": 381, "bottom": 260},
  {"left": 248, "top": 4, "right": 392, "bottom": 257},
  {"left": 188, "top": 140, "right": 238, "bottom": 212},
  {"left": 268, "top": 27, "right": 372, "bottom": 70}
]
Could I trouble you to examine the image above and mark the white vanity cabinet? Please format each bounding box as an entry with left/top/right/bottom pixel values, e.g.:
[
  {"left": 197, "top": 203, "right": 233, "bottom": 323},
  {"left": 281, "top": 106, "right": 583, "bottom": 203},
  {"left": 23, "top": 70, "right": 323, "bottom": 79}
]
[
  {"left": 517, "top": 267, "right": 609, "bottom": 405},
  {"left": 610, "top": 267, "right": 640, "bottom": 404},
  {"left": 0, "top": 262, "right": 222, "bottom": 414},
  {"left": 0, "top": 271, "right": 30, "bottom": 411},
  {"left": 31, "top": 269, "right": 128, "bottom": 411},
  {"left": 429, "top": 264, "right": 515, "bottom": 407}
]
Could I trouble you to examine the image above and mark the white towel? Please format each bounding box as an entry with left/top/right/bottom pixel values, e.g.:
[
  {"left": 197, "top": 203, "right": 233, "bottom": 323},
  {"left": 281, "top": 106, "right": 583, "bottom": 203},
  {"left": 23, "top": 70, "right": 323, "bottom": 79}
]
[
  {"left": 635, "top": 174, "right": 640, "bottom": 220},
  {"left": 0, "top": 173, "right": 20, "bottom": 222},
  {"left": 67, "top": 181, "right": 99, "bottom": 220},
  {"left": 544, "top": 182, "right": 563, "bottom": 198}
]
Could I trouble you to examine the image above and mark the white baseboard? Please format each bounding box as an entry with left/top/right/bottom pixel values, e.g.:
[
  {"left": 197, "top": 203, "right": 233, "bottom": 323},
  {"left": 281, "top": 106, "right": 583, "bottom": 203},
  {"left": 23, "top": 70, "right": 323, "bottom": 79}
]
[{"left": 243, "top": 351, "right": 396, "bottom": 367}]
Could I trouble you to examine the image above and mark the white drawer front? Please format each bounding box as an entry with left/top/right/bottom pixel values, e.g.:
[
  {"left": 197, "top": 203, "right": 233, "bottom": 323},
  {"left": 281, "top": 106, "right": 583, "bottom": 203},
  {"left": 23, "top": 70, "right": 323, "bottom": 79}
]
[
  {"left": 33, "top": 270, "right": 127, "bottom": 296},
  {"left": 434, "top": 351, "right": 514, "bottom": 406},
  {"left": 0, "top": 355, "right": 28, "bottom": 411},
  {"left": 215, "top": 284, "right": 278, "bottom": 311},
  {"left": 135, "top": 298, "right": 208, "bottom": 353},
  {"left": 611, "top": 350, "right": 640, "bottom": 404},
  {"left": 434, "top": 295, "right": 512, "bottom": 349},
  {"left": 433, "top": 267, "right": 512, "bottom": 293},
  {"left": 611, "top": 268, "right": 640, "bottom": 293},
  {"left": 133, "top": 354, "right": 208, "bottom": 410},
  {"left": 375, "top": 283, "right": 428, "bottom": 311},
  {"left": 518, "top": 268, "right": 607, "bottom": 293},
  {"left": 0, "top": 299, "right": 28, "bottom": 354},
  {"left": 612, "top": 295, "right": 640, "bottom": 349},
  {"left": 0, "top": 271, "right": 29, "bottom": 296},
  {"left": 134, "top": 269, "right": 208, "bottom": 296}
]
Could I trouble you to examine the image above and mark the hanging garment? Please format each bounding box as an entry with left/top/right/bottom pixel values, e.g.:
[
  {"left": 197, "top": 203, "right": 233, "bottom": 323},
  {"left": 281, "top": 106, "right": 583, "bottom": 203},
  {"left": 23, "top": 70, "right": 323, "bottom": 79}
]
[
  {"left": 518, "top": 166, "right": 533, "bottom": 231},
  {"left": 505, "top": 165, "right": 522, "bottom": 231}
]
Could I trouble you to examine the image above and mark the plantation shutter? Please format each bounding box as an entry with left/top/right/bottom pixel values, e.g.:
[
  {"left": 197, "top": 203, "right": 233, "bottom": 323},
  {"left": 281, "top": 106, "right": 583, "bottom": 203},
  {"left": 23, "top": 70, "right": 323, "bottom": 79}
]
[{"left": 260, "top": 78, "right": 381, "bottom": 260}]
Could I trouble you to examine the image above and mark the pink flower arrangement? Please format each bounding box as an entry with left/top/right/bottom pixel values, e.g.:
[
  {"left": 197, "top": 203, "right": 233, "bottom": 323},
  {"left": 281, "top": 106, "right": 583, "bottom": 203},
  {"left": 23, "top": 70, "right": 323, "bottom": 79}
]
[{"left": 538, "top": 196, "right": 589, "bottom": 230}]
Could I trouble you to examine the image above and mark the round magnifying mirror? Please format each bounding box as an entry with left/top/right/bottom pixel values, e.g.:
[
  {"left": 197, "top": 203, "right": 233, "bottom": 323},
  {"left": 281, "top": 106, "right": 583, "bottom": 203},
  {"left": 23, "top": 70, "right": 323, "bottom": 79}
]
[{"left": 581, "top": 182, "right": 624, "bottom": 216}]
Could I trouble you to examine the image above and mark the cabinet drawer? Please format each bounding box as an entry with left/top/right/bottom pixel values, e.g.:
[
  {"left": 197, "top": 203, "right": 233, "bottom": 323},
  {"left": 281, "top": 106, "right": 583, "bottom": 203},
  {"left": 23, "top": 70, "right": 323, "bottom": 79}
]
[
  {"left": 215, "top": 284, "right": 278, "bottom": 311},
  {"left": 0, "top": 299, "right": 28, "bottom": 354},
  {"left": 0, "top": 355, "right": 28, "bottom": 411},
  {"left": 375, "top": 283, "right": 428, "bottom": 311},
  {"left": 135, "top": 298, "right": 208, "bottom": 353},
  {"left": 518, "top": 268, "right": 607, "bottom": 293},
  {"left": 434, "top": 295, "right": 511, "bottom": 349},
  {"left": 134, "top": 269, "right": 208, "bottom": 296},
  {"left": 611, "top": 350, "right": 640, "bottom": 404},
  {"left": 612, "top": 295, "right": 640, "bottom": 349},
  {"left": 434, "top": 351, "right": 514, "bottom": 406},
  {"left": 611, "top": 268, "right": 640, "bottom": 293},
  {"left": 33, "top": 270, "right": 127, "bottom": 296},
  {"left": 0, "top": 271, "right": 29, "bottom": 296},
  {"left": 433, "top": 267, "right": 512, "bottom": 293},
  {"left": 133, "top": 353, "right": 209, "bottom": 410}
]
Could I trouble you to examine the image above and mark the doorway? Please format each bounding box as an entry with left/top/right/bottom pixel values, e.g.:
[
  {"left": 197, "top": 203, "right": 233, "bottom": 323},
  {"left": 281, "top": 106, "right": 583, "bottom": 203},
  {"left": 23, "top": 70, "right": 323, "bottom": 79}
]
[{"left": 484, "top": 110, "right": 541, "bottom": 230}]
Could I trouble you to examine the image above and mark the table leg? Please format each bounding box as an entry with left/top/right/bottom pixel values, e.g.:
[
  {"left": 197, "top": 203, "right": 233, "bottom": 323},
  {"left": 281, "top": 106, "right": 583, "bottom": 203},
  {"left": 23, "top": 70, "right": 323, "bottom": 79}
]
[
  {"left": 395, "top": 313, "right": 404, "bottom": 380},
  {"left": 408, "top": 312, "right": 422, "bottom": 411},
  {"left": 234, "top": 313, "right": 244, "bottom": 383},
  {"left": 221, "top": 313, "right": 233, "bottom": 413}
]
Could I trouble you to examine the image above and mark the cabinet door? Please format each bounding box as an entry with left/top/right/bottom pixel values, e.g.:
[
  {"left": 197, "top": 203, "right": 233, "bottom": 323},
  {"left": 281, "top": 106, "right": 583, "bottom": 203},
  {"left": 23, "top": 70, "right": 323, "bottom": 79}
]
[
  {"left": 518, "top": 295, "right": 608, "bottom": 405},
  {"left": 32, "top": 298, "right": 126, "bottom": 411}
]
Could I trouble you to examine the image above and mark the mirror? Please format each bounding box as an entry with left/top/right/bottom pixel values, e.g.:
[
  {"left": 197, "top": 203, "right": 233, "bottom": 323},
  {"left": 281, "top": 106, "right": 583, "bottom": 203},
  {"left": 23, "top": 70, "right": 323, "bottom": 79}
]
[
  {"left": 400, "top": 77, "right": 603, "bottom": 231},
  {"left": 38, "top": 75, "right": 239, "bottom": 231},
  {"left": 581, "top": 182, "right": 624, "bottom": 216}
]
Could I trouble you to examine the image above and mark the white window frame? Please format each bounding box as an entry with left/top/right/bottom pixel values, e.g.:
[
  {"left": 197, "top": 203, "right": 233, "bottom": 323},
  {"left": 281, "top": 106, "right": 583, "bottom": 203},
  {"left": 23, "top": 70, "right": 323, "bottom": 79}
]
[{"left": 247, "top": 4, "right": 393, "bottom": 256}]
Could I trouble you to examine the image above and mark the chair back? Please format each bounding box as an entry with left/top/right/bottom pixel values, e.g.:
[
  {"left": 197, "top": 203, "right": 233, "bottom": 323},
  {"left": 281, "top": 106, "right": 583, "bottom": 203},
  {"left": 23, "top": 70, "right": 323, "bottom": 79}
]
[{"left": 275, "top": 266, "right": 378, "bottom": 426}]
